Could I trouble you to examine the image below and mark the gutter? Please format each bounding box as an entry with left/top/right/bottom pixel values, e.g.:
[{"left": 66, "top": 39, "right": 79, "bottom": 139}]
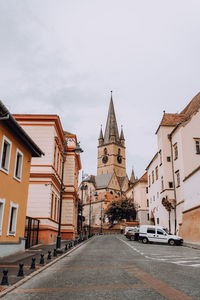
[{"left": 168, "top": 133, "right": 177, "bottom": 234}]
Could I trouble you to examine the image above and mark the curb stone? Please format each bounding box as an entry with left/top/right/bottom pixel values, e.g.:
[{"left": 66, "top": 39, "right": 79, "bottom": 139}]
[{"left": 0, "top": 238, "right": 92, "bottom": 298}]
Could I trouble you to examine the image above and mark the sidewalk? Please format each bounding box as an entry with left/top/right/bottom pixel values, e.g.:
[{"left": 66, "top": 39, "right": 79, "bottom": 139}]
[
  {"left": 183, "top": 240, "right": 200, "bottom": 250},
  {"left": 0, "top": 238, "right": 84, "bottom": 291}
]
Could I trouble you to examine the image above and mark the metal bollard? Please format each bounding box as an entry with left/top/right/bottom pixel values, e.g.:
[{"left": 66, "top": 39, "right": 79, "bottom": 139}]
[
  {"left": 65, "top": 244, "right": 68, "bottom": 251},
  {"left": 47, "top": 251, "right": 51, "bottom": 260},
  {"left": 17, "top": 263, "right": 24, "bottom": 277},
  {"left": 30, "top": 258, "right": 36, "bottom": 269},
  {"left": 53, "top": 248, "right": 57, "bottom": 257},
  {"left": 40, "top": 254, "right": 45, "bottom": 265},
  {"left": 1, "top": 268, "right": 9, "bottom": 286}
]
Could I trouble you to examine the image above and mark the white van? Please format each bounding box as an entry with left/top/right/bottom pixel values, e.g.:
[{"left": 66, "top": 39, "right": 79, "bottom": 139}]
[{"left": 139, "top": 225, "right": 183, "bottom": 245}]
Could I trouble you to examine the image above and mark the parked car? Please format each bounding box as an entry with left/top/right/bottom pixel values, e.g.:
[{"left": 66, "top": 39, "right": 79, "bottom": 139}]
[
  {"left": 139, "top": 225, "right": 183, "bottom": 245},
  {"left": 124, "top": 226, "right": 136, "bottom": 235},
  {"left": 126, "top": 227, "right": 139, "bottom": 241}
]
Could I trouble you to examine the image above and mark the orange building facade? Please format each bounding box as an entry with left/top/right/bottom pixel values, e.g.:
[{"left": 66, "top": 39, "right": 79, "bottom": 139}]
[{"left": 0, "top": 101, "right": 43, "bottom": 257}]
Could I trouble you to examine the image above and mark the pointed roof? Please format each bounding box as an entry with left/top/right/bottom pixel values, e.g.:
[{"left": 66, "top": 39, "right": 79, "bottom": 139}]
[
  {"left": 104, "top": 91, "right": 119, "bottom": 144},
  {"left": 98, "top": 125, "right": 103, "bottom": 140},
  {"left": 130, "top": 169, "right": 136, "bottom": 183},
  {"left": 120, "top": 126, "right": 125, "bottom": 140}
]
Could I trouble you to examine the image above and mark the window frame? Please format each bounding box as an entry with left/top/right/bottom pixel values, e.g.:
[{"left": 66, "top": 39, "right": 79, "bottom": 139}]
[
  {"left": 175, "top": 170, "right": 180, "bottom": 188},
  {"left": 194, "top": 138, "right": 200, "bottom": 154},
  {"left": 155, "top": 166, "right": 158, "bottom": 180},
  {"left": 173, "top": 143, "right": 178, "bottom": 160},
  {"left": 7, "top": 201, "right": 18, "bottom": 236},
  {"left": 13, "top": 148, "right": 23, "bottom": 182},
  {"left": 0, "top": 199, "right": 5, "bottom": 236},
  {"left": 0, "top": 136, "right": 12, "bottom": 174}
]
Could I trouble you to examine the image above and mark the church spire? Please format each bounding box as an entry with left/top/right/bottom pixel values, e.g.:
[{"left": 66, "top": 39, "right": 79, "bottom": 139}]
[
  {"left": 104, "top": 91, "right": 119, "bottom": 144},
  {"left": 98, "top": 125, "right": 104, "bottom": 145},
  {"left": 130, "top": 168, "right": 136, "bottom": 184}
]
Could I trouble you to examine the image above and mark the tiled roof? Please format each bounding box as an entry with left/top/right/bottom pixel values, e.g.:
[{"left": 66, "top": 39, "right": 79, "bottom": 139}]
[
  {"left": 159, "top": 113, "right": 187, "bottom": 126},
  {"left": 181, "top": 92, "right": 200, "bottom": 117},
  {"left": 139, "top": 172, "right": 147, "bottom": 182}
]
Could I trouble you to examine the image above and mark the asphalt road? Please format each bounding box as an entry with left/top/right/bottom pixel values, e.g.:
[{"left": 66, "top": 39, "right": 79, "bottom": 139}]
[{"left": 2, "top": 235, "right": 200, "bottom": 300}]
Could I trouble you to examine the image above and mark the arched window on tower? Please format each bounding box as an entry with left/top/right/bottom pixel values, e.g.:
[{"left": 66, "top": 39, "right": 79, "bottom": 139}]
[{"left": 104, "top": 148, "right": 108, "bottom": 155}]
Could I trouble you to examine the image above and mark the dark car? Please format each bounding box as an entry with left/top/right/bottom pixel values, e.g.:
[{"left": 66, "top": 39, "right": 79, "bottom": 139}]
[{"left": 126, "top": 228, "right": 139, "bottom": 241}]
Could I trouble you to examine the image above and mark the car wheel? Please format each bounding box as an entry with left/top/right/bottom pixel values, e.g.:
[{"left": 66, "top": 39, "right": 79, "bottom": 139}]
[
  {"left": 168, "top": 239, "right": 175, "bottom": 246},
  {"left": 130, "top": 235, "right": 135, "bottom": 241},
  {"left": 142, "top": 237, "right": 148, "bottom": 244}
]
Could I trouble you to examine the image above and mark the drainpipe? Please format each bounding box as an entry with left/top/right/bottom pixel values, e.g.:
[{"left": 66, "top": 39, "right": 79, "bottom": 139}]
[{"left": 168, "top": 134, "right": 177, "bottom": 234}]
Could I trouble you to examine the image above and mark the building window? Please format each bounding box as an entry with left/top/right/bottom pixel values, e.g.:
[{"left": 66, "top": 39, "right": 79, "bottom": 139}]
[
  {"left": 152, "top": 171, "right": 154, "bottom": 184},
  {"left": 50, "top": 193, "right": 54, "bottom": 219},
  {"left": 167, "top": 156, "right": 171, "bottom": 162},
  {"left": 147, "top": 199, "right": 149, "bottom": 207},
  {"left": 157, "top": 218, "right": 159, "bottom": 225},
  {"left": 175, "top": 170, "right": 180, "bottom": 187},
  {"left": 155, "top": 166, "right": 158, "bottom": 180},
  {"left": 146, "top": 187, "right": 148, "bottom": 194},
  {"left": 159, "top": 150, "right": 162, "bottom": 165},
  {"left": 104, "top": 148, "right": 108, "bottom": 155},
  {"left": 149, "top": 175, "right": 151, "bottom": 187},
  {"left": 14, "top": 149, "right": 23, "bottom": 181},
  {"left": 54, "top": 196, "right": 57, "bottom": 220},
  {"left": 0, "top": 199, "right": 5, "bottom": 235},
  {"left": 153, "top": 195, "right": 155, "bottom": 201},
  {"left": 174, "top": 143, "right": 178, "bottom": 160},
  {"left": 161, "top": 176, "right": 164, "bottom": 191},
  {"left": 195, "top": 139, "right": 200, "bottom": 154},
  {"left": 147, "top": 213, "right": 149, "bottom": 221},
  {"left": 7, "top": 202, "right": 18, "bottom": 236},
  {"left": 0, "top": 136, "right": 12, "bottom": 174},
  {"left": 169, "top": 182, "right": 173, "bottom": 188}
]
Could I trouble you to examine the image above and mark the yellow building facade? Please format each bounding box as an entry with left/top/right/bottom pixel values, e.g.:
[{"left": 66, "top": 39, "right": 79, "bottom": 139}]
[{"left": 0, "top": 101, "right": 43, "bottom": 257}]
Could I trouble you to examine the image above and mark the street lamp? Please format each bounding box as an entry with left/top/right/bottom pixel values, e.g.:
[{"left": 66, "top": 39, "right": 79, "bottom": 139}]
[
  {"left": 89, "top": 190, "right": 98, "bottom": 237},
  {"left": 56, "top": 139, "right": 83, "bottom": 251},
  {"left": 100, "top": 200, "right": 103, "bottom": 234}
]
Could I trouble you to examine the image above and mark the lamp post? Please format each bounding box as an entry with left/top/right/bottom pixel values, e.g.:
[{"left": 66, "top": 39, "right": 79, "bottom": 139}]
[
  {"left": 88, "top": 190, "right": 98, "bottom": 237},
  {"left": 100, "top": 200, "right": 103, "bottom": 234},
  {"left": 56, "top": 138, "right": 83, "bottom": 250}
]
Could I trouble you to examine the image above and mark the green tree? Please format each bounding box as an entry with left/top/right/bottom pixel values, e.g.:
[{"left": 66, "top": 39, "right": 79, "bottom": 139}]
[{"left": 105, "top": 198, "right": 136, "bottom": 224}]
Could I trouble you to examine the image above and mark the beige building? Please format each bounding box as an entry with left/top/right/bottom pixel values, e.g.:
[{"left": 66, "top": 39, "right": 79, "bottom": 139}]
[
  {"left": 126, "top": 172, "right": 150, "bottom": 225},
  {"left": 147, "top": 92, "right": 200, "bottom": 241},
  {"left": 14, "top": 114, "right": 82, "bottom": 243}
]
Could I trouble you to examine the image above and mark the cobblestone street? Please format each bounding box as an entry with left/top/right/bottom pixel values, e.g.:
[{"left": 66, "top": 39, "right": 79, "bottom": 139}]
[{"left": 2, "top": 235, "right": 200, "bottom": 300}]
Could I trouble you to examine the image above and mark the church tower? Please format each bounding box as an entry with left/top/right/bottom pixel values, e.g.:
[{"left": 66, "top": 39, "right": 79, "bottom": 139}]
[{"left": 97, "top": 92, "right": 126, "bottom": 177}]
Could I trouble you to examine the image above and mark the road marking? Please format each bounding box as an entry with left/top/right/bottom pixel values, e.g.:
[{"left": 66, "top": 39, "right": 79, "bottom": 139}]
[
  {"left": 186, "top": 264, "right": 200, "bottom": 267},
  {"left": 118, "top": 237, "right": 200, "bottom": 268}
]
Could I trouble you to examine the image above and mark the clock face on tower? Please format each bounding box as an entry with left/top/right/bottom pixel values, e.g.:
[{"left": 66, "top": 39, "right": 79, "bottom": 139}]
[
  {"left": 117, "top": 155, "right": 122, "bottom": 164},
  {"left": 102, "top": 155, "right": 108, "bottom": 164}
]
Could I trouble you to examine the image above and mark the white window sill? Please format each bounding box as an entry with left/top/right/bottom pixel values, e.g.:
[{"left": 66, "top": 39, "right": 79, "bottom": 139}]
[
  {"left": 13, "top": 176, "right": 21, "bottom": 182},
  {"left": 0, "top": 167, "right": 9, "bottom": 175}
]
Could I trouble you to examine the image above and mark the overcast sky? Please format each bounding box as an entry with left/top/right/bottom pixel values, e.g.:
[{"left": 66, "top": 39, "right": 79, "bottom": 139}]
[{"left": 0, "top": 0, "right": 200, "bottom": 179}]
